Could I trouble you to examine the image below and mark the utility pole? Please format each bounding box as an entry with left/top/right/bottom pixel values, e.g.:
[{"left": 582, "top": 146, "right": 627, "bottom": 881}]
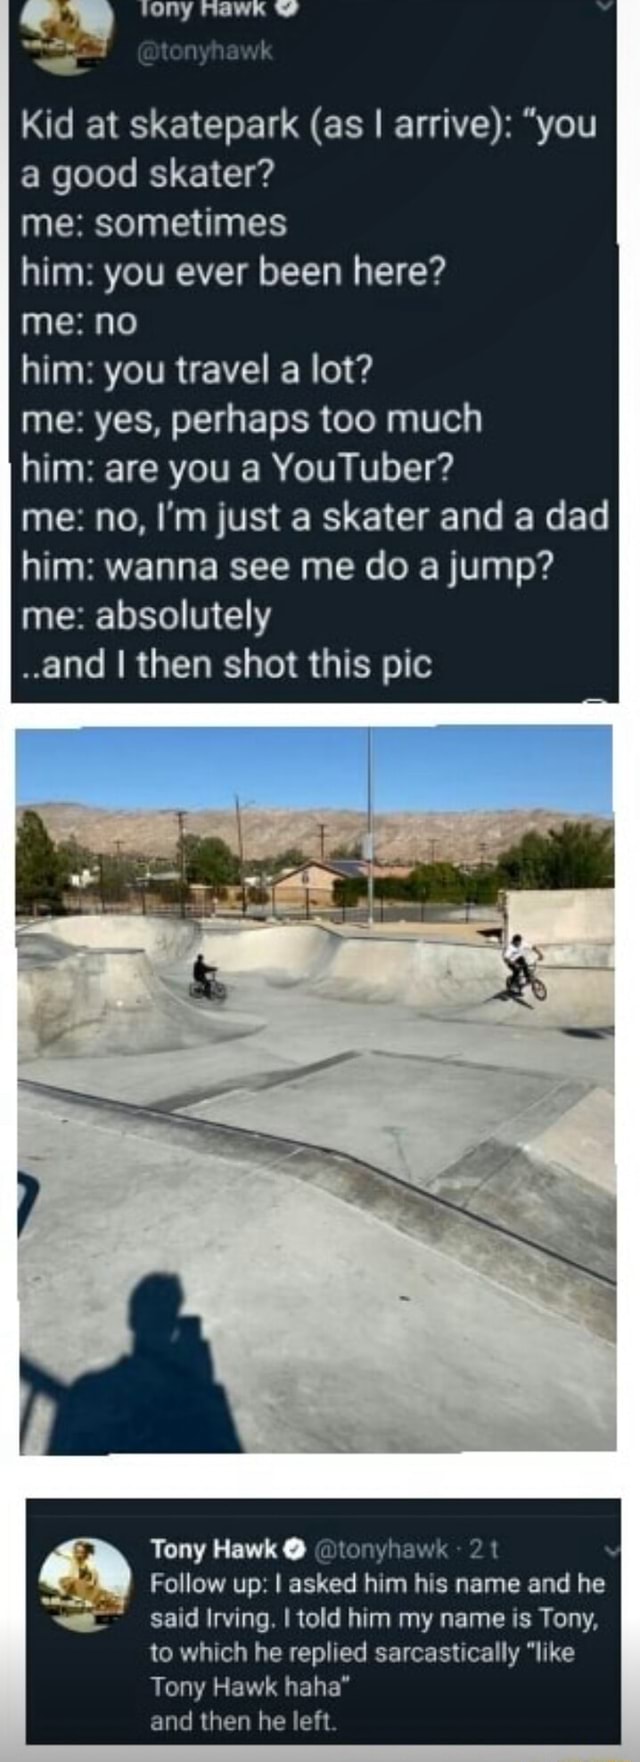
[
  {"left": 98, "top": 853, "right": 105, "bottom": 914},
  {"left": 176, "top": 810, "right": 187, "bottom": 919},
  {"left": 318, "top": 822, "right": 327, "bottom": 863},
  {"left": 114, "top": 839, "right": 123, "bottom": 909},
  {"left": 235, "top": 795, "right": 247, "bottom": 917},
  {"left": 366, "top": 728, "right": 375, "bottom": 930},
  {"left": 430, "top": 839, "right": 438, "bottom": 866}
]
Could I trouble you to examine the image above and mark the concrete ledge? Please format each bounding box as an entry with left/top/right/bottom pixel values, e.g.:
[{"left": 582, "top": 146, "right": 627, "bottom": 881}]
[{"left": 19, "top": 1079, "right": 616, "bottom": 1345}]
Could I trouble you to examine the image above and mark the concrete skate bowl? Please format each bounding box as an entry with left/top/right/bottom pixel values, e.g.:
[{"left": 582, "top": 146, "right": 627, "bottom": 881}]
[
  {"left": 200, "top": 923, "right": 613, "bottom": 1029},
  {"left": 436, "top": 959, "right": 614, "bottom": 1032},
  {"left": 18, "top": 913, "right": 199, "bottom": 961},
  {"left": 18, "top": 946, "right": 259, "bottom": 1060},
  {"left": 201, "top": 922, "right": 334, "bottom": 985},
  {"left": 18, "top": 917, "right": 616, "bottom": 1393},
  {"left": 197, "top": 922, "right": 506, "bottom": 1007},
  {"left": 19, "top": 917, "right": 614, "bottom": 1032},
  {"left": 311, "top": 933, "right": 506, "bottom": 1009}
]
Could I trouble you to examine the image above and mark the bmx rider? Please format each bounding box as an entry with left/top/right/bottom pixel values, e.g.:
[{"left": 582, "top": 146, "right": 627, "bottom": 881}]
[
  {"left": 503, "top": 933, "right": 544, "bottom": 993},
  {"left": 193, "top": 952, "right": 217, "bottom": 999}
]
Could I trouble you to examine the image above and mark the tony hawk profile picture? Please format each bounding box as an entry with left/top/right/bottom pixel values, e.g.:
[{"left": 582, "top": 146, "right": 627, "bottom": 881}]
[
  {"left": 37, "top": 1538, "right": 133, "bottom": 1632},
  {"left": 19, "top": 0, "right": 116, "bottom": 75}
]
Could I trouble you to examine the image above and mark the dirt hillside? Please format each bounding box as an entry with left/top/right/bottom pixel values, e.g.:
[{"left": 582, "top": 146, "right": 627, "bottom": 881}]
[{"left": 17, "top": 803, "right": 613, "bottom": 867}]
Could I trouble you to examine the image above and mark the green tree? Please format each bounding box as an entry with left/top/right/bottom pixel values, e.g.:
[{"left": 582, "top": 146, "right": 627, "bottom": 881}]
[
  {"left": 465, "top": 868, "right": 501, "bottom": 906},
  {"left": 183, "top": 835, "right": 240, "bottom": 888},
  {"left": 333, "top": 877, "right": 366, "bottom": 907},
  {"left": 375, "top": 876, "right": 411, "bottom": 901},
  {"left": 497, "top": 822, "right": 614, "bottom": 890},
  {"left": 407, "top": 862, "right": 465, "bottom": 902},
  {"left": 57, "top": 836, "right": 95, "bottom": 877},
  {"left": 543, "top": 821, "right": 614, "bottom": 889},
  {"left": 269, "top": 848, "right": 309, "bottom": 875},
  {"left": 330, "top": 842, "right": 363, "bottom": 861},
  {"left": 97, "top": 855, "right": 139, "bottom": 903},
  {"left": 496, "top": 831, "right": 552, "bottom": 890},
  {"left": 16, "top": 811, "right": 66, "bottom": 910},
  {"left": 254, "top": 848, "right": 309, "bottom": 880}
]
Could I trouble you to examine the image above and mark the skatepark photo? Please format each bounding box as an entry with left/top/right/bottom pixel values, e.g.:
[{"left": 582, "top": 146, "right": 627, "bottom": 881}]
[{"left": 16, "top": 727, "right": 616, "bottom": 1456}]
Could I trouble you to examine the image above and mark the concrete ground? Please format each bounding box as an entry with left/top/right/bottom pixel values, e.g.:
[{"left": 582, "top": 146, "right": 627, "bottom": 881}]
[{"left": 18, "top": 918, "right": 615, "bottom": 1455}]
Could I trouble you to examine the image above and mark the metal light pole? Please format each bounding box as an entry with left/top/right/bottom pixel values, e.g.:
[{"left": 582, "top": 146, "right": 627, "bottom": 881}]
[
  {"left": 235, "top": 795, "right": 247, "bottom": 917},
  {"left": 176, "top": 810, "right": 187, "bottom": 919},
  {"left": 367, "top": 728, "right": 375, "bottom": 930}
]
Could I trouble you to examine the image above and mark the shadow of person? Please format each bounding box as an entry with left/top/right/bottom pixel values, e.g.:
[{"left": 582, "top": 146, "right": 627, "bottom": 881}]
[
  {"left": 18, "top": 1170, "right": 40, "bottom": 1236},
  {"left": 47, "top": 1273, "right": 242, "bottom": 1455},
  {"left": 495, "top": 988, "right": 535, "bottom": 1011}
]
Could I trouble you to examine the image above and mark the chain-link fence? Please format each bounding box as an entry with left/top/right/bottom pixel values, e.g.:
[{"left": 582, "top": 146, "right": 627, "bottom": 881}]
[{"left": 17, "top": 893, "right": 504, "bottom": 932}]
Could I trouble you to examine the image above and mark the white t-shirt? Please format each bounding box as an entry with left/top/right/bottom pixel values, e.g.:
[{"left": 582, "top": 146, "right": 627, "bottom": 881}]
[{"left": 505, "top": 940, "right": 535, "bottom": 965}]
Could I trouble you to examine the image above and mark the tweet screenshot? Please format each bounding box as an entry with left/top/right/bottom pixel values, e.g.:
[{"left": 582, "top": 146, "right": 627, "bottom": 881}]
[
  {"left": 11, "top": 0, "right": 617, "bottom": 702},
  {"left": 26, "top": 1499, "right": 621, "bottom": 1746},
  {"left": 17, "top": 725, "right": 615, "bottom": 1459}
]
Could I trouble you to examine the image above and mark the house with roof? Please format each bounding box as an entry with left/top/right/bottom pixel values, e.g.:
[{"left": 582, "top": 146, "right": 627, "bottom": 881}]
[
  {"left": 272, "top": 858, "right": 412, "bottom": 908},
  {"left": 272, "top": 859, "right": 364, "bottom": 908}
]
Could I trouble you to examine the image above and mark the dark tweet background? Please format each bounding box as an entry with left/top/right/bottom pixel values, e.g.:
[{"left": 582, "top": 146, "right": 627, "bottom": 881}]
[
  {"left": 11, "top": 0, "right": 617, "bottom": 701},
  {"left": 27, "top": 1498, "right": 621, "bottom": 1746}
]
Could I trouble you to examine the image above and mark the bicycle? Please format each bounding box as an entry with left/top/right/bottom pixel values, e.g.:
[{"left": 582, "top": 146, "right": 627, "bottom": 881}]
[
  {"left": 189, "top": 968, "right": 228, "bottom": 1005},
  {"left": 505, "top": 962, "right": 547, "bottom": 1005}
]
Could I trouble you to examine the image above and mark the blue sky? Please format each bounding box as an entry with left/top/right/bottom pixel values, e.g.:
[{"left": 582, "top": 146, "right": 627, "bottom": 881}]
[{"left": 16, "top": 726, "right": 613, "bottom": 815}]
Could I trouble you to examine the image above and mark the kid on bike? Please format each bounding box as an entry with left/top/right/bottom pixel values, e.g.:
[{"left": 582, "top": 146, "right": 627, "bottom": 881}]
[{"left": 503, "top": 933, "right": 544, "bottom": 993}]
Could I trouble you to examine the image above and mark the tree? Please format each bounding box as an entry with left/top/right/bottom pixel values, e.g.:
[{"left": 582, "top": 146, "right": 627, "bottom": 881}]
[
  {"left": 98, "top": 855, "right": 139, "bottom": 903},
  {"left": 182, "top": 835, "right": 240, "bottom": 888},
  {"left": 544, "top": 821, "right": 614, "bottom": 889},
  {"left": 407, "top": 862, "right": 465, "bottom": 903},
  {"left": 16, "top": 811, "right": 66, "bottom": 910},
  {"left": 330, "top": 842, "right": 363, "bottom": 861},
  {"left": 497, "top": 822, "right": 614, "bottom": 891},
  {"left": 466, "top": 868, "right": 501, "bottom": 906},
  {"left": 251, "top": 848, "right": 309, "bottom": 880},
  {"left": 333, "top": 877, "right": 366, "bottom": 907},
  {"left": 57, "top": 836, "right": 95, "bottom": 877},
  {"left": 496, "top": 831, "right": 553, "bottom": 890},
  {"left": 375, "top": 876, "right": 411, "bottom": 901},
  {"left": 268, "top": 848, "right": 309, "bottom": 875}
]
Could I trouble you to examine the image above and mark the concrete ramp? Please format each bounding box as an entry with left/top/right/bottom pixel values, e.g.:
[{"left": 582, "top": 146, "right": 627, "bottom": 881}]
[
  {"left": 18, "top": 913, "right": 615, "bottom": 1450},
  {"left": 18, "top": 948, "right": 257, "bottom": 1059},
  {"left": 440, "top": 966, "right": 614, "bottom": 1032},
  {"left": 202, "top": 922, "right": 332, "bottom": 982},
  {"left": 20, "top": 918, "right": 614, "bottom": 1032},
  {"left": 20, "top": 913, "right": 199, "bottom": 962},
  {"left": 529, "top": 1089, "right": 615, "bottom": 1194},
  {"left": 202, "top": 922, "right": 504, "bottom": 1006},
  {"left": 204, "top": 924, "right": 612, "bottom": 1027},
  {"left": 312, "top": 933, "right": 503, "bottom": 1008}
]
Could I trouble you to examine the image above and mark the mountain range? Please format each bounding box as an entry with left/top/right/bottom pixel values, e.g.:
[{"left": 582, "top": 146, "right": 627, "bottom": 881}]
[{"left": 17, "top": 803, "right": 613, "bottom": 868}]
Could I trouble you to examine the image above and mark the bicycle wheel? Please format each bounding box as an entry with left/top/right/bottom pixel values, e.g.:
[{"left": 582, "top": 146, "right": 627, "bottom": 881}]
[
  {"left": 212, "top": 982, "right": 227, "bottom": 1003},
  {"left": 531, "top": 977, "right": 547, "bottom": 1002}
]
